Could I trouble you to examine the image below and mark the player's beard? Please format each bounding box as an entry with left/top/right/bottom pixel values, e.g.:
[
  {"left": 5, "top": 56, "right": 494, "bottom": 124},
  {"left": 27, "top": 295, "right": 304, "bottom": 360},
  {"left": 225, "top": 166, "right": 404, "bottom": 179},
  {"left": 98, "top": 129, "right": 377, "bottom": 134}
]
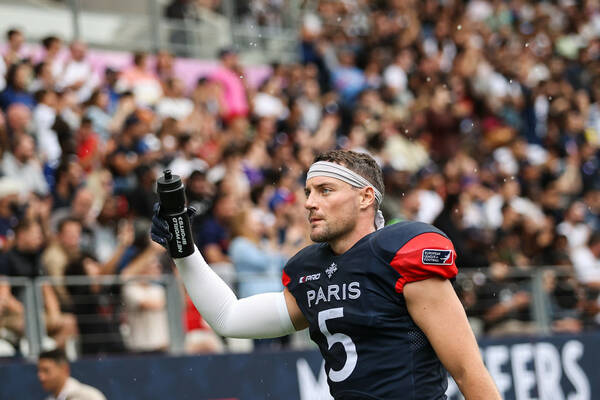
[{"left": 309, "top": 214, "right": 357, "bottom": 243}]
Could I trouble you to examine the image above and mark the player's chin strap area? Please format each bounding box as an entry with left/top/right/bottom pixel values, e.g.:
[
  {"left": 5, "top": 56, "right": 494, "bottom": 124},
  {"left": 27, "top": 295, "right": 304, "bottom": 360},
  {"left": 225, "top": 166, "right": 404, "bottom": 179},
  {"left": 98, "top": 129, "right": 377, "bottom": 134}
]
[
  {"left": 174, "top": 246, "right": 296, "bottom": 338},
  {"left": 307, "top": 161, "right": 386, "bottom": 229}
]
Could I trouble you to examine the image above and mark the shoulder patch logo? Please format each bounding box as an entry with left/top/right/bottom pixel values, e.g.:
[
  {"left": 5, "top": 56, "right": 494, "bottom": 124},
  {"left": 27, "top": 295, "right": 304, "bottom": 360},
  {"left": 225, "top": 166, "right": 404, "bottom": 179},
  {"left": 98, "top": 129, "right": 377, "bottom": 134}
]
[
  {"left": 325, "top": 262, "right": 338, "bottom": 278},
  {"left": 421, "top": 249, "right": 453, "bottom": 265}
]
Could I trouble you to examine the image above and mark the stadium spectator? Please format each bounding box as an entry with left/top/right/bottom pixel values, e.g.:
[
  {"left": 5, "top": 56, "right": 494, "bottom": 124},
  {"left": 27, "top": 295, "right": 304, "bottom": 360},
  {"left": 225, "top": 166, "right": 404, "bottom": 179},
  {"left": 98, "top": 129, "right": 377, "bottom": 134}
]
[
  {"left": 228, "top": 207, "right": 287, "bottom": 298},
  {"left": 122, "top": 253, "right": 169, "bottom": 353},
  {"left": 2, "top": 103, "right": 29, "bottom": 153},
  {"left": 0, "top": 61, "right": 34, "bottom": 110},
  {"left": 41, "top": 217, "right": 83, "bottom": 308},
  {"left": 165, "top": 134, "right": 207, "bottom": 180},
  {"left": 1, "top": 133, "right": 49, "bottom": 196},
  {"left": 64, "top": 254, "right": 125, "bottom": 355},
  {"left": 51, "top": 157, "right": 84, "bottom": 211},
  {"left": 37, "top": 348, "right": 107, "bottom": 400},
  {"left": 571, "top": 232, "right": 600, "bottom": 289},
  {"left": 193, "top": 190, "right": 236, "bottom": 264},
  {"left": 84, "top": 89, "right": 135, "bottom": 143},
  {"left": 474, "top": 261, "right": 536, "bottom": 336},
  {"left": 558, "top": 201, "right": 592, "bottom": 250},
  {"left": 106, "top": 112, "right": 161, "bottom": 193},
  {"left": 210, "top": 48, "right": 249, "bottom": 121},
  {"left": 0, "top": 177, "right": 22, "bottom": 248},
  {"left": 40, "top": 36, "right": 64, "bottom": 81},
  {"left": 0, "top": 277, "right": 24, "bottom": 354},
  {"left": 3, "top": 29, "right": 28, "bottom": 67},
  {"left": 74, "top": 117, "right": 101, "bottom": 173},
  {"left": 156, "top": 78, "right": 194, "bottom": 121},
  {"left": 128, "top": 164, "right": 159, "bottom": 219},
  {"left": 155, "top": 49, "right": 175, "bottom": 84},
  {"left": 32, "top": 88, "right": 61, "bottom": 164},
  {"left": 30, "top": 61, "right": 56, "bottom": 93},
  {"left": 58, "top": 41, "right": 98, "bottom": 103},
  {"left": 0, "top": 219, "right": 78, "bottom": 350},
  {"left": 117, "top": 52, "right": 163, "bottom": 106}
]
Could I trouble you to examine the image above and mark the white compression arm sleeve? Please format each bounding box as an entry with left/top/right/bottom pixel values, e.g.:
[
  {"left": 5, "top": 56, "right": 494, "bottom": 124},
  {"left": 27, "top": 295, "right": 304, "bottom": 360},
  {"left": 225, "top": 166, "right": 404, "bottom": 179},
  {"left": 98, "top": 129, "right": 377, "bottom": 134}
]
[{"left": 173, "top": 246, "right": 296, "bottom": 339}]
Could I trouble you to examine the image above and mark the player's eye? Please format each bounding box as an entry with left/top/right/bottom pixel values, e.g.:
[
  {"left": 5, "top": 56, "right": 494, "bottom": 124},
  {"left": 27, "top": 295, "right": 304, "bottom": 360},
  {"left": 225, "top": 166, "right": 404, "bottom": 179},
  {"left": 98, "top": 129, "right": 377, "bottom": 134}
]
[
  {"left": 304, "top": 189, "right": 311, "bottom": 198},
  {"left": 321, "top": 187, "right": 332, "bottom": 195}
]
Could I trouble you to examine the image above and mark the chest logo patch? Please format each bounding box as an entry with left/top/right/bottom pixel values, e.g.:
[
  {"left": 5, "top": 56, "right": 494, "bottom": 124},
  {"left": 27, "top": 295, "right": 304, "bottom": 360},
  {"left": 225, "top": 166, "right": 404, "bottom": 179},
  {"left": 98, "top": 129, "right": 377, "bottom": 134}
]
[
  {"left": 421, "top": 249, "right": 453, "bottom": 265},
  {"left": 326, "top": 262, "right": 338, "bottom": 278},
  {"left": 299, "top": 273, "right": 321, "bottom": 284}
]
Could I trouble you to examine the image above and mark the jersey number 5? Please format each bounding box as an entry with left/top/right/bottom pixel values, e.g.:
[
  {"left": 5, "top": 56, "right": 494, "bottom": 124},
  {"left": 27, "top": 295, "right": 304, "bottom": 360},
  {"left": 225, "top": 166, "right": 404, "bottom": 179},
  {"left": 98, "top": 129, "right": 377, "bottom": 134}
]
[{"left": 318, "top": 307, "right": 357, "bottom": 382}]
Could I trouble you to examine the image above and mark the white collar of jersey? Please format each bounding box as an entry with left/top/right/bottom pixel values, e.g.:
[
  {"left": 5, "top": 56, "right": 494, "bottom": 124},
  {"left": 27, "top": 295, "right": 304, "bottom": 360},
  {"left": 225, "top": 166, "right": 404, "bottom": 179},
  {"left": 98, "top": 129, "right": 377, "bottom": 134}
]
[{"left": 307, "top": 161, "right": 385, "bottom": 230}]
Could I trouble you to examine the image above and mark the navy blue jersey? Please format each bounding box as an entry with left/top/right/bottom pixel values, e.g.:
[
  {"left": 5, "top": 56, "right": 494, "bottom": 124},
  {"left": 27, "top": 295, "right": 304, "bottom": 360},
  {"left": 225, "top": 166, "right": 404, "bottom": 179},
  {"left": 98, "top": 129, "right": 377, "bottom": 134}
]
[{"left": 283, "top": 221, "right": 458, "bottom": 400}]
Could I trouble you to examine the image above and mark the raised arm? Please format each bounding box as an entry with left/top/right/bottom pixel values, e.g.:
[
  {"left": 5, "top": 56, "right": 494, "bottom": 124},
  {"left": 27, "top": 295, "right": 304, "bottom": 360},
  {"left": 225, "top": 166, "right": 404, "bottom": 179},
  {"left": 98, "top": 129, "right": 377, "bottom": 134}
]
[
  {"left": 404, "top": 277, "right": 501, "bottom": 400},
  {"left": 174, "top": 246, "right": 301, "bottom": 338},
  {"left": 152, "top": 204, "right": 305, "bottom": 338}
]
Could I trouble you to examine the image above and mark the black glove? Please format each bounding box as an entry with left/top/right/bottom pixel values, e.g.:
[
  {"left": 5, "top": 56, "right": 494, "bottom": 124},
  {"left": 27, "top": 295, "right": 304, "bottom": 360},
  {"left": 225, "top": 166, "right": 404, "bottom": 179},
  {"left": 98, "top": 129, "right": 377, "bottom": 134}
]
[{"left": 151, "top": 202, "right": 197, "bottom": 250}]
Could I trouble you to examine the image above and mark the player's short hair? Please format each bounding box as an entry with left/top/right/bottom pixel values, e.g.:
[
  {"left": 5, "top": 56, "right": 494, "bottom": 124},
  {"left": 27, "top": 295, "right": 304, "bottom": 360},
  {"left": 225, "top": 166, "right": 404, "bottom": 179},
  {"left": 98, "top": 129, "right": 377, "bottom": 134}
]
[
  {"left": 38, "top": 348, "right": 68, "bottom": 364},
  {"left": 314, "top": 150, "right": 385, "bottom": 198}
]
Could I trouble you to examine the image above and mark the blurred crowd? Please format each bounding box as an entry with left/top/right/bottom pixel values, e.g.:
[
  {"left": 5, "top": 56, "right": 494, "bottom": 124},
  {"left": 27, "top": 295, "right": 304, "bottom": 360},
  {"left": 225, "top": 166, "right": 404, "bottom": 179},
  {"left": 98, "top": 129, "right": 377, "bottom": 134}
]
[{"left": 1, "top": 0, "right": 600, "bottom": 359}]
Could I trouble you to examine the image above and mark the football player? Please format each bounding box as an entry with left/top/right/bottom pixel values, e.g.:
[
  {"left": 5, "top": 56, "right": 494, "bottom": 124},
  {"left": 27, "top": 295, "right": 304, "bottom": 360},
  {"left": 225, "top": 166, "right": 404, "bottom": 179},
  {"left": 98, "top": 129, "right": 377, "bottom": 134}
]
[{"left": 151, "top": 150, "right": 500, "bottom": 400}]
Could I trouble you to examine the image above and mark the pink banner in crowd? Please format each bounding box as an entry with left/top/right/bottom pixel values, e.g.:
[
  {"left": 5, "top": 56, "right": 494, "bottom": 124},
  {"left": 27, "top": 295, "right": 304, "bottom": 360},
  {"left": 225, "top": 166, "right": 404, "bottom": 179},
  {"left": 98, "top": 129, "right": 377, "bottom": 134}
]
[{"left": 1, "top": 43, "right": 272, "bottom": 90}]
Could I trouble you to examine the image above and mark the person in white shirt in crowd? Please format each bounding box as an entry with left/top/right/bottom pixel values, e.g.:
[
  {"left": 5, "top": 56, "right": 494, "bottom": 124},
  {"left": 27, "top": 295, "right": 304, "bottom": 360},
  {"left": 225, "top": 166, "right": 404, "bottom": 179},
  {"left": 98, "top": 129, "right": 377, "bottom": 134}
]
[
  {"left": 297, "top": 78, "right": 322, "bottom": 133},
  {"left": 156, "top": 77, "right": 194, "bottom": 121},
  {"left": 484, "top": 178, "right": 545, "bottom": 229},
  {"left": 557, "top": 201, "right": 592, "bottom": 250},
  {"left": 570, "top": 232, "right": 600, "bottom": 325},
  {"left": 58, "top": 41, "right": 99, "bottom": 103},
  {"left": 40, "top": 36, "right": 64, "bottom": 81},
  {"left": 30, "top": 61, "right": 58, "bottom": 93},
  {"left": 32, "top": 89, "right": 61, "bottom": 164},
  {"left": 252, "top": 77, "right": 289, "bottom": 120},
  {"left": 122, "top": 252, "right": 170, "bottom": 353},
  {"left": 570, "top": 232, "right": 600, "bottom": 289},
  {"left": 166, "top": 134, "right": 208, "bottom": 180},
  {"left": 37, "top": 348, "right": 106, "bottom": 400},
  {"left": 0, "top": 133, "right": 49, "bottom": 196}
]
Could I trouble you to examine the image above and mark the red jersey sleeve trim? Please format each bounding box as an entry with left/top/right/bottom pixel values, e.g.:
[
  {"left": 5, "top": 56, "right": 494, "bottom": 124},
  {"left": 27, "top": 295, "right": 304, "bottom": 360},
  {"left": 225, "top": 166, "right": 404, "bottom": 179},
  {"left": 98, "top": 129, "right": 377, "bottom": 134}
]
[
  {"left": 390, "top": 232, "right": 458, "bottom": 293},
  {"left": 282, "top": 270, "right": 291, "bottom": 287}
]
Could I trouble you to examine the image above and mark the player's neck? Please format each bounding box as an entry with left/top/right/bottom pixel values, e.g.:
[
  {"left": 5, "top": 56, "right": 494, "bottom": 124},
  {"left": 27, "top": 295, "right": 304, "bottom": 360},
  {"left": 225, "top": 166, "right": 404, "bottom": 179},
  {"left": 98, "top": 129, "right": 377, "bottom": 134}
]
[{"left": 328, "top": 223, "right": 375, "bottom": 255}]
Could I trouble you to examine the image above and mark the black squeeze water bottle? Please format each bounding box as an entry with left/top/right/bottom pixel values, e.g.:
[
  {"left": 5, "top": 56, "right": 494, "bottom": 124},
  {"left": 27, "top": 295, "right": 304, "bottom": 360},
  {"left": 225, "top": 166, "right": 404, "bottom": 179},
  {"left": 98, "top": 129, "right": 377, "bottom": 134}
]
[{"left": 156, "top": 170, "right": 195, "bottom": 258}]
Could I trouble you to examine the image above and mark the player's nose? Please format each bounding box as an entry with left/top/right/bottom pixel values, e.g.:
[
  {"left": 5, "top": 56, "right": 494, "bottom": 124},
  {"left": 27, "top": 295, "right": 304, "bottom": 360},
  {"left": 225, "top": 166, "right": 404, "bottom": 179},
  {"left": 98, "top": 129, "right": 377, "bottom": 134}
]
[{"left": 304, "top": 191, "right": 317, "bottom": 210}]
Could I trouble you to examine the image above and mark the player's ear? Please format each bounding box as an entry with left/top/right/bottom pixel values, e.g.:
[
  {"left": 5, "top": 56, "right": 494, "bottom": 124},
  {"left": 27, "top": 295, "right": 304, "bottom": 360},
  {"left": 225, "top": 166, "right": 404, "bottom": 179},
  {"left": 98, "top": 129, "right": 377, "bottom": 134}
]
[{"left": 359, "top": 187, "right": 376, "bottom": 210}]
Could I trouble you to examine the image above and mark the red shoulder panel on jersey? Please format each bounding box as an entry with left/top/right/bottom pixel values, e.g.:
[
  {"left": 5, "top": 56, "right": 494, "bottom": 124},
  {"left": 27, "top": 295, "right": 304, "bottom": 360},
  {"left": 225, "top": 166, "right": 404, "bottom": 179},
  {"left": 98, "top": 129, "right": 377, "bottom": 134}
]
[
  {"left": 282, "top": 270, "right": 291, "bottom": 287},
  {"left": 390, "top": 232, "right": 458, "bottom": 293}
]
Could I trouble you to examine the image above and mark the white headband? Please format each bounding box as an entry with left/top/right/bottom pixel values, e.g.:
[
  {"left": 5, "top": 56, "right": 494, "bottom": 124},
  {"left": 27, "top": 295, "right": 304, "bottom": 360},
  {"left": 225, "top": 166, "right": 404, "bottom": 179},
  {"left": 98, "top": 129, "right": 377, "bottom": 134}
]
[{"left": 307, "top": 161, "right": 385, "bottom": 230}]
